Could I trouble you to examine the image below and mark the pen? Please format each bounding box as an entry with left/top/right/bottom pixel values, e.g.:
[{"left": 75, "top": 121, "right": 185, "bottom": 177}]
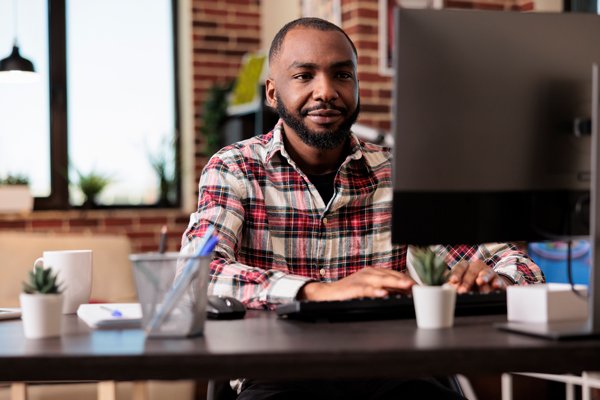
[
  {"left": 199, "top": 235, "right": 219, "bottom": 256},
  {"left": 158, "top": 225, "right": 168, "bottom": 254},
  {"left": 100, "top": 305, "right": 122, "bottom": 317}
]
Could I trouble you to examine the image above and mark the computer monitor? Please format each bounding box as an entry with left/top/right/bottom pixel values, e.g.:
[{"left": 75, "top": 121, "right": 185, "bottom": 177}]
[{"left": 390, "top": 8, "right": 600, "bottom": 339}]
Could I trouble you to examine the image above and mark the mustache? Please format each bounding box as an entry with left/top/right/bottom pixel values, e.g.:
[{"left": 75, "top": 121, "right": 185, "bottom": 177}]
[{"left": 300, "top": 103, "right": 347, "bottom": 116}]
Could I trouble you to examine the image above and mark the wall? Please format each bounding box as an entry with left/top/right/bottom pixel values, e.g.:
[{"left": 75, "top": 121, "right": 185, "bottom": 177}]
[{"left": 261, "top": 0, "right": 301, "bottom": 51}]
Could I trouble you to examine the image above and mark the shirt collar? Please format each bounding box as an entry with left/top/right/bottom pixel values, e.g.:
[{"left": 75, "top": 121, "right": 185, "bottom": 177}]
[{"left": 265, "top": 120, "right": 366, "bottom": 166}]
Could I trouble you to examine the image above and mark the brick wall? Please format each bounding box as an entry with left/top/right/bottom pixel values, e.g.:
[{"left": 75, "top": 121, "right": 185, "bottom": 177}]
[
  {"left": 342, "top": 0, "right": 392, "bottom": 132},
  {"left": 192, "top": 0, "right": 262, "bottom": 178}
]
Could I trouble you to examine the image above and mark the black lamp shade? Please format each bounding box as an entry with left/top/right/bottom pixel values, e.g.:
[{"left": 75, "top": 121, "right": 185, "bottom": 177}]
[{"left": 0, "top": 45, "right": 35, "bottom": 72}]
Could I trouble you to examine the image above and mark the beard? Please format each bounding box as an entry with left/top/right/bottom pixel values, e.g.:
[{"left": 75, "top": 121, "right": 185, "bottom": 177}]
[{"left": 275, "top": 93, "right": 360, "bottom": 150}]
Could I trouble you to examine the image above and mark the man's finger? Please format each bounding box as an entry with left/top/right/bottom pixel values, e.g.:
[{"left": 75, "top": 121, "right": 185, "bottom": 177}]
[
  {"left": 458, "top": 264, "right": 480, "bottom": 293},
  {"left": 448, "top": 261, "right": 468, "bottom": 284}
]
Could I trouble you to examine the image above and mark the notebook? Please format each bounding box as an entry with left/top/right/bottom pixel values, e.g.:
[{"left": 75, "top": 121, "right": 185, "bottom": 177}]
[{"left": 77, "top": 303, "right": 142, "bottom": 329}]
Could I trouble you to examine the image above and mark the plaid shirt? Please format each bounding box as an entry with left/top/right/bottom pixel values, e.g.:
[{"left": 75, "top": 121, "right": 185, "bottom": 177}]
[{"left": 181, "top": 123, "right": 544, "bottom": 309}]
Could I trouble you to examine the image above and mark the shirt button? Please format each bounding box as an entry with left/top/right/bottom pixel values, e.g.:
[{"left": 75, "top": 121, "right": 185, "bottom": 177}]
[
  {"left": 319, "top": 268, "right": 326, "bottom": 277},
  {"left": 322, "top": 217, "right": 328, "bottom": 225}
]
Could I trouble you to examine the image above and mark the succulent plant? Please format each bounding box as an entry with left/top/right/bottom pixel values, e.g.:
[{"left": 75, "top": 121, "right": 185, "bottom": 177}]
[
  {"left": 411, "top": 247, "right": 449, "bottom": 286},
  {"left": 22, "top": 266, "right": 63, "bottom": 294}
]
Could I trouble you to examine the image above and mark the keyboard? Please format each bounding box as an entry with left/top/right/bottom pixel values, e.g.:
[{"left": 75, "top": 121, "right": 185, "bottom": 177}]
[{"left": 276, "top": 290, "right": 507, "bottom": 322}]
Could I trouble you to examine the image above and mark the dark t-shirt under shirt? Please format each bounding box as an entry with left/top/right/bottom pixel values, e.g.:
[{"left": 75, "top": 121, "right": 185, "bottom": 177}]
[{"left": 306, "top": 171, "right": 336, "bottom": 205}]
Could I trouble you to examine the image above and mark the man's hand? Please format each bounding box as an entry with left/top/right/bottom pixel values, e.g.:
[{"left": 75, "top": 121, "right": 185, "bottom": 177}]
[
  {"left": 447, "top": 260, "right": 511, "bottom": 294},
  {"left": 297, "top": 267, "right": 416, "bottom": 301}
]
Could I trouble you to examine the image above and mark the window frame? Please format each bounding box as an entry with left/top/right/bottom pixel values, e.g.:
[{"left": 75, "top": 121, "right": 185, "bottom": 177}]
[{"left": 35, "top": 0, "right": 181, "bottom": 210}]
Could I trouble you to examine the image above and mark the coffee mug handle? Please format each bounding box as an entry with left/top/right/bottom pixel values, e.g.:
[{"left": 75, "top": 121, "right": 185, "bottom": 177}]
[{"left": 33, "top": 257, "right": 45, "bottom": 270}]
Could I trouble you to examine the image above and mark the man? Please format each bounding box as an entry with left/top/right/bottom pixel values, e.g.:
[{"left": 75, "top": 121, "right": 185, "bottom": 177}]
[{"left": 182, "top": 17, "right": 543, "bottom": 399}]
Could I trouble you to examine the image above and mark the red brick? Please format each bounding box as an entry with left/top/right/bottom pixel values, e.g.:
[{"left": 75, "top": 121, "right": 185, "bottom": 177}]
[
  {"left": 224, "top": 23, "right": 259, "bottom": 30},
  {"left": 193, "top": 21, "right": 217, "bottom": 28},
  {"left": 378, "top": 89, "right": 392, "bottom": 99},
  {"left": 105, "top": 218, "right": 134, "bottom": 226},
  {"left": 139, "top": 244, "right": 160, "bottom": 253},
  {"left": 31, "top": 219, "right": 65, "bottom": 229},
  {"left": 68, "top": 218, "right": 100, "bottom": 228},
  {"left": 203, "top": 35, "right": 230, "bottom": 43},
  {"left": 203, "top": 8, "right": 228, "bottom": 16},
  {"left": 353, "top": 40, "right": 378, "bottom": 51},
  {"left": 0, "top": 220, "right": 26, "bottom": 229},
  {"left": 234, "top": 11, "right": 259, "bottom": 19},
  {"left": 360, "top": 103, "right": 390, "bottom": 113},
  {"left": 356, "top": 8, "right": 378, "bottom": 18},
  {"left": 237, "top": 37, "right": 260, "bottom": 45},
  {"left": 140, "top": 217, "right": 168, "bottom": 225},
  {"left": 126, "top": 232, "right": 156, "bottom": 240}
]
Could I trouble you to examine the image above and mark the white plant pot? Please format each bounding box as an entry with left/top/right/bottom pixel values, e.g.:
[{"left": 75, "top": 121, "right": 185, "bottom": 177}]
[
  {"left": 412, "top": 285, "right": 456, "bottom": 329},
  {"left": 19, "top": 293, "right": 63, "bottom": 339},
  {"left": 0, "top": 185, "right": 33, "bottom": 213}
]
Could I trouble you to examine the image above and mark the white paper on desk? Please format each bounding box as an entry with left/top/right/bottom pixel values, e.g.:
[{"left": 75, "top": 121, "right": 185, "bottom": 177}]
[{"left": 77, "top": 303, "right": 142, "bottom": 329}]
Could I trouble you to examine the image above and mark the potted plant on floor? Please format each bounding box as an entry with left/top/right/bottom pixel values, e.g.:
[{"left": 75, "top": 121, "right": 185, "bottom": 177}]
[
  {"left": 20, "top": 265, "right": 64, "bottom": 339},
  {"left": 409, "top": 246, "right": 456, "bottom": 329}
]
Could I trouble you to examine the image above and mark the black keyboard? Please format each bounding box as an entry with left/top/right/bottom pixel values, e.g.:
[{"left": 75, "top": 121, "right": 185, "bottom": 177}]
[{"left": 276, "top": 291, "right": 507, "bottom": 322}]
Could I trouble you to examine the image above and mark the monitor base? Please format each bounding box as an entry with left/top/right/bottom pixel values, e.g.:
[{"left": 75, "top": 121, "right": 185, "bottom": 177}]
[{"left": 496, "top": 321, "right": 600, "bottom": 340}]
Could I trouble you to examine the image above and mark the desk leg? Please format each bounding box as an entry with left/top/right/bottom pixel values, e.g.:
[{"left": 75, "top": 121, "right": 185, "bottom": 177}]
[
  {"left": 10, "top": 383, "right": 26, "bottom": 400},
  {"left": 97, "top": 381, "right": 117, "bottom": 400},
  {"left": 132, "top": 381, "right": 149, "bottom": 400},
  {"left": 501, "top": 373, "right": 513, "bottom": 400}
]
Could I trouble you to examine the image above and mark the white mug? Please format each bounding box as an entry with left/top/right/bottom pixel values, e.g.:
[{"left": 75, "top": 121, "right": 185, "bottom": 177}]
[{"left": 33, "top": 250, "right": 93, "bottom": 314}]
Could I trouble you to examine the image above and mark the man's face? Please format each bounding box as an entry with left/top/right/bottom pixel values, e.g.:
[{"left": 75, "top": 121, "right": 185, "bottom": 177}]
[{"left": 266, "top": 28, "right": 360, "bottom": 150}]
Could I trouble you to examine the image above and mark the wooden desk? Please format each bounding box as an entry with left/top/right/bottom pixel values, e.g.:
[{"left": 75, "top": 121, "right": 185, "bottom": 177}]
[{"left": 1, "top": 311, "right": 600, "bottom": 382}]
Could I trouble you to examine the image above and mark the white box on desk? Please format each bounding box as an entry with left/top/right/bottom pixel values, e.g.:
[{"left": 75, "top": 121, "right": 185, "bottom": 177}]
[{"left": 507, "top": 283, "right": 588, "bottom": 323}]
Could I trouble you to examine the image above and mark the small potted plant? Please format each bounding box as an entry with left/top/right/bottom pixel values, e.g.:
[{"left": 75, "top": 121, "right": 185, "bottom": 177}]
[
  {"left": 74, "top": 168, "right": 113, "bottom": 208},
  {"left": 20, "top": 266, "right": 64, "bottom": 339},
  {"left": 409, "top": 246, "right": 456, "bottom": 329},
  {"left": 148, "top": 137, "right": 177, "bottom": 207},
  {"left": 0, "top": 173, "right": 33, "bottom": 213}
]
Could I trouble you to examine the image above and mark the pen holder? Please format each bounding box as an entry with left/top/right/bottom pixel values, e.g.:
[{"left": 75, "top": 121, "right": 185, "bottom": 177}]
[{"left": 129, "top": 252, "right": 211, "bottom": 338}]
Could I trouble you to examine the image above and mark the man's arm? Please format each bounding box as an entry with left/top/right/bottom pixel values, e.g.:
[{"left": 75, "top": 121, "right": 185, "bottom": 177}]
[
  {"left": 440, "top": 243, "right": 544, "bottom": 293},
  {"left": 181, "top": 156, "right": 312, "bottom": 309}
]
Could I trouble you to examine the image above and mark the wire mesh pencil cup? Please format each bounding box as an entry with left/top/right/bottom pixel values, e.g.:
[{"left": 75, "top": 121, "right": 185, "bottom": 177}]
[{"left": 129, "top": 252, "right": 211, "bottom": 338}]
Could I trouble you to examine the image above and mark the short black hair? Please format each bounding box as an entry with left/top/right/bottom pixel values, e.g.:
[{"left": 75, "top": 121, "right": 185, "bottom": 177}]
[{"left": 268, "top": 17, "right": 358, "bottom": 64}]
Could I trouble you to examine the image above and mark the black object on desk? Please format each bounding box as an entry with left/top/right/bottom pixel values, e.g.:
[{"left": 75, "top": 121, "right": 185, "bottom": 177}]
[
  {"left": 206, "top": 295, "right": 246, "bottom": 320},
  {"left": 276, "top": 291, "right": 507, "bottom": 322}
]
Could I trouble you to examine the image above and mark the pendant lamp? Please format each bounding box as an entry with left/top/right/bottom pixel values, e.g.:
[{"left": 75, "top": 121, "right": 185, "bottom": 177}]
[{"left": 0, "top": 0, "right": 38, "bottom": 83}]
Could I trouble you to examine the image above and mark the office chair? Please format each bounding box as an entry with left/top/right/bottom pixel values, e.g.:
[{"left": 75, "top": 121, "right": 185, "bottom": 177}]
[{"left": 207, "top": 376, "right": 469, "bottom": 400}]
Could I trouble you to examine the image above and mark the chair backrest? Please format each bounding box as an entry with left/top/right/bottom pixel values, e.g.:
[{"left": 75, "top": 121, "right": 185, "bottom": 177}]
[{"left": 0, "top": 232, "right": 137, "bottom": 307}]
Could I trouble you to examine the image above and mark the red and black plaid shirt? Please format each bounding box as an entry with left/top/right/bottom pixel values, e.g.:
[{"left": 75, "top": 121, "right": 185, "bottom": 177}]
[{"left": 181, "top": 123, "right": 543, "bottom": 309}]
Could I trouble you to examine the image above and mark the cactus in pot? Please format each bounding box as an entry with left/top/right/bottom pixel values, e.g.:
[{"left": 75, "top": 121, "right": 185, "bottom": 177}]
[
  {"left": 410, "top": 247, "right": 456, "bottom": 329},
  {"left": 20, "top": 266, "right": 64, "bottom": 338}
]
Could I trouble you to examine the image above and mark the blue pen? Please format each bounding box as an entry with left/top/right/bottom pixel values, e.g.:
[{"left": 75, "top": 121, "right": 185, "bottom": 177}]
[
  {"left": 199, "top": 235, "right": 219, "bottom": 256},
  {"left": 100, "top": 305, "right": 122, "bottom": 317}
]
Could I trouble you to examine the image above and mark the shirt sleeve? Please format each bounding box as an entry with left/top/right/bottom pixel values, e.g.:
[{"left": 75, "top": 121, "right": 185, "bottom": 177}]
[
  {"left": 180, "top": 156, "right": 312, "bottom": 310},
  {"left": 436, "top": 243, "right": 545, "bottom": 285}
]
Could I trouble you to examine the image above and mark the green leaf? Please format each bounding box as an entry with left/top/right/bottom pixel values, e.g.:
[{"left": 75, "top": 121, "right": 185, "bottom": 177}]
[
  {"left": 411, "top": 247, "right": 449, "bottom": 286},
  {"left": 23, "top": 265, "right": 62, "bottom": 294}
]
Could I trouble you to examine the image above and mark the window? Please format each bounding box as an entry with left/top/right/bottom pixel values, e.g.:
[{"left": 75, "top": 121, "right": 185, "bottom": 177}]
[
  {"left": 0, "top": 0, "right": 179, "bottom": 209},
  {"left": 0, "top": 0, "right": 51, "bottom": 197}
]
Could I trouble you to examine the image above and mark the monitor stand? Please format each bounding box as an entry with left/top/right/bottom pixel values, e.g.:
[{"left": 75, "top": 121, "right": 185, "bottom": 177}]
[{"left": 497, "top": 64, "right": 600, "bottom": 340}]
